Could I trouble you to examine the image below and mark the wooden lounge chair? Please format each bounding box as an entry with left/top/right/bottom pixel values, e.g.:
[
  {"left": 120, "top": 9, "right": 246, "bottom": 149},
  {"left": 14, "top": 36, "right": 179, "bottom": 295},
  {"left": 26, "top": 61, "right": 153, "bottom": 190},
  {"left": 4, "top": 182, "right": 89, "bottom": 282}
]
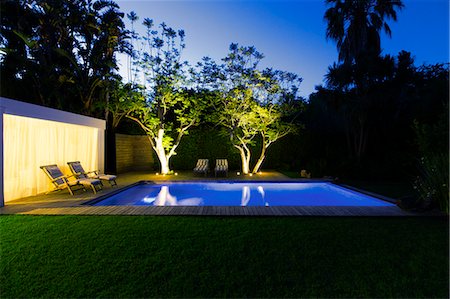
[
  {"left": 40, "top": 164, "right": 102, "bottom": 195},
  {"left": 193, "top": 159, "right": 209, "bottom": 176},
  {"left": 214, "top": 159, "right": 228, "bottom": 177},
  {"left": 67, "top": 161, "right": 117, "bottom": 187}
]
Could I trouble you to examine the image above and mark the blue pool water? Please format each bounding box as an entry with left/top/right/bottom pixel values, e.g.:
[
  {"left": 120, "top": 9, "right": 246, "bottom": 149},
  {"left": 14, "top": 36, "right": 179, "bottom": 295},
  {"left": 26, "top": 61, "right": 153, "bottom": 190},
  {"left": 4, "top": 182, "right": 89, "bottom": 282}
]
[{"left": 92, "top": 182, "right": 394, "bottom": 207}]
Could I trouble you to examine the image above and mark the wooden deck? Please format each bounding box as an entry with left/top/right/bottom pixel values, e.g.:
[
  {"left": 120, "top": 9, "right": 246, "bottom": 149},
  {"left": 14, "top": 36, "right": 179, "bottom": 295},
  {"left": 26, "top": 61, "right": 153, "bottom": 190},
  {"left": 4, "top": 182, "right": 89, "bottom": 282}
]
[
  {"left": 17, "top": 205, "right": 419, "bottom": 216},
  {"left": 0, "top": 171, "right": 439, "bottom": 217}
]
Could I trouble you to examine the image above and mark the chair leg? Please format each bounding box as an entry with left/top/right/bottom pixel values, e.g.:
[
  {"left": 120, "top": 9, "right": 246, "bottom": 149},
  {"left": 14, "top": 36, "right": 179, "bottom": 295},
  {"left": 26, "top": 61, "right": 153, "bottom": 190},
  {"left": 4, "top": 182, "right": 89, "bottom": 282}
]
[
  {"left": 91, "top": 184, "right": 97, "bottom": 194},
  {"left": 67, "top": 186, "right": 74, "bottom": 196}
]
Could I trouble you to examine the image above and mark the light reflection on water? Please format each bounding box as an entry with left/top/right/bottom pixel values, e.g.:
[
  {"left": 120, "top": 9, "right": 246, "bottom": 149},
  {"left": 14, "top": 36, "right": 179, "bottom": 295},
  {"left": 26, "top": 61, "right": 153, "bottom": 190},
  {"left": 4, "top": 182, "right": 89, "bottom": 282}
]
[
  {"left": 142, "top": 186, "right": 203, "bottom": 206},
  {"left": 94, "top": 182, "right": 394, "bottom": 207},
  {"left": 142, "top": 185, "right": 261, "bottom": 206}
]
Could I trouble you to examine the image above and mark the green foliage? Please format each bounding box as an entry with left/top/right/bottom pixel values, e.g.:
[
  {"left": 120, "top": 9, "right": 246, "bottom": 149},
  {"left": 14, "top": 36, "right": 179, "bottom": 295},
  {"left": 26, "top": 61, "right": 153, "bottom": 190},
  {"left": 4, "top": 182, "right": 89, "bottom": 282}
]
[
  {"left": 413, "top": 154, "right": 449, "bottom": 213},
  {"left": 195, "top": 44, "right": 303, "bottom": 173},
  {"left": 413, "top": 107, "right": 449, "bottom": 213},
  {"left": 171, "top": 127, "right": 241, "bottom": 170},
  {"left": 112, "top": 17, "right": 213, "bottom": 173},
  {"left": 0, "top": 0, "right": 130, "bottom": 116},
  {"left": 106, "top": 81, "right": 145, "bottom": 128},
  {"left": 170, "top": 126, "right": 308, "bottom": 172}
]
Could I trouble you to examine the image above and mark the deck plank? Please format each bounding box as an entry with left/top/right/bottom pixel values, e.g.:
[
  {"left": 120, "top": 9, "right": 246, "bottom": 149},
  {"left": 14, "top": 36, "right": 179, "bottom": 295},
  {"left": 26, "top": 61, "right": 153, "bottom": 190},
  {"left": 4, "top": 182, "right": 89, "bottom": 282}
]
[{"left": 16, "top": 204, "right": 427, "bottom": 217}]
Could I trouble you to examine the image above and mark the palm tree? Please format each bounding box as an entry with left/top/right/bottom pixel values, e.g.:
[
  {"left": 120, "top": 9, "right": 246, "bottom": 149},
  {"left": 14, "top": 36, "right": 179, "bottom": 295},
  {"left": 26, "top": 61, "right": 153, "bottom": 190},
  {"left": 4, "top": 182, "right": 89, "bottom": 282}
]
[
  {"left": 324, "top": 0, "right": 403, "bottom": 164},
  {"left": 324, "top": 0, "right": 404, "bottom": 64}
]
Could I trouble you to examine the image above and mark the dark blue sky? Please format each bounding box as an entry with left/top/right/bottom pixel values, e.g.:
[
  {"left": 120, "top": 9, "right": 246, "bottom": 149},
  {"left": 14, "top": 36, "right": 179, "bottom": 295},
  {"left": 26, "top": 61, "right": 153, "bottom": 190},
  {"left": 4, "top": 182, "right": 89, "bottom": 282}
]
[{"left": 116, "top": 0, "right": 449, "bottom": 97}]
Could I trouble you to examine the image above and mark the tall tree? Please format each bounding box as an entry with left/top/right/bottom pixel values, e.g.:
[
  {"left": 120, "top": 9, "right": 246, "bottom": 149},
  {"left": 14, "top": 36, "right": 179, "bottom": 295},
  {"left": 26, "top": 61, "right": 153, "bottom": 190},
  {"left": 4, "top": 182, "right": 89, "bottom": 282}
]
[
  {"left": 323, "top": 0, "right": 403, "bottom": 163},
  {"left": 124, "top": 19, "right": 208, "bottom": 174},
  {"left": 251, "top": 69, "right": 302, "bottom": 174},
  {"left": 324, "top": 0, "right": 404, "bottom": 64},
  {"left": 0, "top": 0, "right": 130, "bottom": 116},
  {"left": 214, "top": 44, "right": 266, "bottom": 174},
  {"left": 197, "top": 44, "right": 302, "bottom": 174}
]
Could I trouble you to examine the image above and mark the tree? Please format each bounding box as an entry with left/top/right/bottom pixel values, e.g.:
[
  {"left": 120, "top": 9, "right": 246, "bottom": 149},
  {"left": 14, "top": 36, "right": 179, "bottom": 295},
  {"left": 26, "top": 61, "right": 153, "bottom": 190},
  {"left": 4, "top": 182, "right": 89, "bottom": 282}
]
[
  {"left": 214, "top": 44, "right": 267, "bottom": 174},
  {"left": 69, "top": 0, "right": 130, "bottom": 115},
  {"left": 323, "top": 0, "right": 404, "bottom": 163},
  {"left": 197, "top": 44, "right": 302, "bottom": 174},
  {"left": 126, "top": 11, "right": 139, "bottom": 83},
  {"left": 216, "top": 89, "right": 260, "bottom": 174},
  {"left": 251, "top": 70, "right": 302, "bottom": 173},
  {"left": 124, "top": 19, "right": 207, "bottom": 174},
  {"left": 251, "top": 104, "right": 299, "bottom": 174},
  {"left": 324, "top": 54, "right": 395, "bottom": 161},
  {"left": 107, "top": 81, "right": 145, "bottom": 129},
  {"left": 324, "top": 0, "right": 404, "bottom": 64},
  {"left": 0, "top": 0, "right": 130, "bottom": 116}
]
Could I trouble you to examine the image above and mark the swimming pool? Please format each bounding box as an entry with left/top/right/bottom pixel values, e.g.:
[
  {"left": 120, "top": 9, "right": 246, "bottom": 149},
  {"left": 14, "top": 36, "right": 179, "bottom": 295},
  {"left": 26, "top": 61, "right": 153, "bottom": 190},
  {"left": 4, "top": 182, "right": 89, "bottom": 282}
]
[{"left": 91, "top": 181, "right": 394, "bottom": 207}]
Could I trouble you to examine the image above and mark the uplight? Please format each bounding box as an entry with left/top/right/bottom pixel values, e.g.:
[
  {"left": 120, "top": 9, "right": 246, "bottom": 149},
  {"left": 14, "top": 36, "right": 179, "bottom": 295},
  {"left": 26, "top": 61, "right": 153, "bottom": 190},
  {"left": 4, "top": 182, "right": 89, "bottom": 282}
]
[
  {"left": 249, "top": 173, "right": 253, "bottom": 177},
  {"left": 175, "top": 172, "right": 178, "bottom": 176},
  {"left": 237, "top": 172, "right": 241, "bottom": 175}
]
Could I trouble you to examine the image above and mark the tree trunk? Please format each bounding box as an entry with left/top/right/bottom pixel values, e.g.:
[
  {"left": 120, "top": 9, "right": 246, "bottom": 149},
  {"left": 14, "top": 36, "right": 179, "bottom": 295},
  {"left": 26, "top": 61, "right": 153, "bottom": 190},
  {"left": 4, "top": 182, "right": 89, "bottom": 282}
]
[
  {"left": 355, "top": 117, "right": 368, "bottom": 164},
  {"left": 236, "top": 146, "right": 251, "bottom": 175},
  {"left": 252, "top": 152, "right": 265, "bottom": 174},
  {"left": 252, "top": 134, "right": 267, "bottom": 174},
  {"left": 154, "top": 129, "right": 171, "bottom": 174}
]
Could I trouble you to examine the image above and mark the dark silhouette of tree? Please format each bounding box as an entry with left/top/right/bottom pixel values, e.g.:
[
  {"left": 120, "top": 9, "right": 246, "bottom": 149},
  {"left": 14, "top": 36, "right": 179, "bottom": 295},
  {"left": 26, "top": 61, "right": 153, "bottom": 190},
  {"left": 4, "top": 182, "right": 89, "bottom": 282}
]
[
  {"left": 325, "top": 0, "right": 404, "bottom": 64},
  {"left": 323, "top": 0, "right": 404, "bottom": 164},
  {"left": 0, "top": 0, "right": 130, "bottom": 116}
]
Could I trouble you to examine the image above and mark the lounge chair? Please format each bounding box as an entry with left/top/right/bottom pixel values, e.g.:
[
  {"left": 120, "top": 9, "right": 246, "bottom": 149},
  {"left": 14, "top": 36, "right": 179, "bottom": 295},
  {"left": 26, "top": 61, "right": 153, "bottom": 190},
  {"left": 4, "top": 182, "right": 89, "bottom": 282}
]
[
  {"left": 40, "top": 164, "right": 102, "bottom": 195},
  {"left": 214, "top": 159, "right": 228, "bottom": 177},
  {"left": 193, "top": 159, "right": 209, "bottom": 176},
  {"left": 67, "top": 161, "right": 117, "bottom": 187}
]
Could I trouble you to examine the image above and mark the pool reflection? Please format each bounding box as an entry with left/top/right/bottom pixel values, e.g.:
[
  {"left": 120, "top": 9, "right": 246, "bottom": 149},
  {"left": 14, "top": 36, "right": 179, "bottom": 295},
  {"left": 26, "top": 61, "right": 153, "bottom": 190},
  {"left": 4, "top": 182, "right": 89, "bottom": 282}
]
[
  {"left": 141, "top": 184, "right": 265, "bottom": 206},
  {"left": 94, "top": 182, "right": 394, "bottom": 207},
  {"left": 142, "top": 185, "right": 203, "bottom": 206}
]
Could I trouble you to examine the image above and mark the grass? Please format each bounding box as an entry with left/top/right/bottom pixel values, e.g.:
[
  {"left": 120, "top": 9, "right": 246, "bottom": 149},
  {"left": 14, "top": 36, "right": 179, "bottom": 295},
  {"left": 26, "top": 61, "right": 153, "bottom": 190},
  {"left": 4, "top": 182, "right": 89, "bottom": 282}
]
[{"left": 1, "top": 215, "right": 448, "bottom": 298}]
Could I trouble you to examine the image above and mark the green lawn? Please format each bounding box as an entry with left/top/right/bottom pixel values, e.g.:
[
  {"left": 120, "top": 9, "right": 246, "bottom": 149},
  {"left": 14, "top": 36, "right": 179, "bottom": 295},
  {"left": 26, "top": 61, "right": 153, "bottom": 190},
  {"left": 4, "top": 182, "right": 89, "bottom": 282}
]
[{"left": 1, "top": 215, "right": 448, "bottom": 298}]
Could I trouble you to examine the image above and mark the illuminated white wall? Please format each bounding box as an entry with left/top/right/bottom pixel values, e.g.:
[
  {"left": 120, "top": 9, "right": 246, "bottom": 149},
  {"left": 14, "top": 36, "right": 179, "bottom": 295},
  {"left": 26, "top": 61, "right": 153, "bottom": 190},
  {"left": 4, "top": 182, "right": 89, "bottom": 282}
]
[{"left": 0, "top": 97, "right": 106, "bottom": 205}]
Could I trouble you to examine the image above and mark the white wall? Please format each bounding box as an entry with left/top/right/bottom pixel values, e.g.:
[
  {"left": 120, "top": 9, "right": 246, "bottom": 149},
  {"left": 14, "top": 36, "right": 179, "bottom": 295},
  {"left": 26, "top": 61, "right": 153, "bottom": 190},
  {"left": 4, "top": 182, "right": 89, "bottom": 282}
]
[{"left": 0, "top": 97, "right": 106, "bottom": 206}]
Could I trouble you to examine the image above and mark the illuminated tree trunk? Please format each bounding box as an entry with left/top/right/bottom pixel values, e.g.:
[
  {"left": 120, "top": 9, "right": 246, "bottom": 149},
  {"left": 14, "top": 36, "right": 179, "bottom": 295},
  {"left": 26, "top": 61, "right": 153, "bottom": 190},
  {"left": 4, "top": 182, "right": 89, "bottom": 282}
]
[
  {"left": 128, "top": 114, "right": 192, "bottom": 176},
  {"left": 252, "top": 146, "right": 266, "bottom": 174},
  {"left": 153, "top": 129, "right": 171, "bottom": 174},
  {"left": 235, "top": 144, "right": 251, "bottom": 175}
]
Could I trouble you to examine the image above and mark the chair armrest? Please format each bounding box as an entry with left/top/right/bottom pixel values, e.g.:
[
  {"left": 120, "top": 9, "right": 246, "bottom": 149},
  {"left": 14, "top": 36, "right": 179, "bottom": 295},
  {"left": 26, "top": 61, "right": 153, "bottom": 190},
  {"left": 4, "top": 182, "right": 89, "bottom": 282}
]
[
  {"left": 66, "top": 173, "right": 78, "bottom": 179},
  {"left": 50, "top": 175, "right": 67, "bottom": 182},
  {"left": 51, "top": 174, "right": 76, "bottom": 183}
]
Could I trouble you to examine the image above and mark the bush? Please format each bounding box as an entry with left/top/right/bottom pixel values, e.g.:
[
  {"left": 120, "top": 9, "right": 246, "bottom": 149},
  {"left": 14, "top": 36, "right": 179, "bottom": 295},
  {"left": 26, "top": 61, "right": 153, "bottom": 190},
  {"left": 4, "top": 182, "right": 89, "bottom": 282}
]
[
  {"left": 414, "top": 154, "right": 449, "bottom": 213},
  {"left": 171, "top": 127, "right": 241, "bottom": 170}
]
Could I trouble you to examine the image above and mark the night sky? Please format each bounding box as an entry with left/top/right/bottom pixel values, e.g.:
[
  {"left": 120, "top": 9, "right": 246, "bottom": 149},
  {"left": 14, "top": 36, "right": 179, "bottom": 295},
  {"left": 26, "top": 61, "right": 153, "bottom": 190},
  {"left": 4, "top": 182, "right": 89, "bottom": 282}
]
[{"left": 116, "top": 0, "right": 449, "bottom": 97}]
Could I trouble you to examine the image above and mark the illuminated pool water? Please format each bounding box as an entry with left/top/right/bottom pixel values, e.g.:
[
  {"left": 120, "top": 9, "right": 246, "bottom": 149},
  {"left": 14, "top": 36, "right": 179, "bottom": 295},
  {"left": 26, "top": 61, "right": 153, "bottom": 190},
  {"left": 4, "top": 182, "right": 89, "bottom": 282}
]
[{"left": 91, "top": 182, "right": 394, "bottom": 207}]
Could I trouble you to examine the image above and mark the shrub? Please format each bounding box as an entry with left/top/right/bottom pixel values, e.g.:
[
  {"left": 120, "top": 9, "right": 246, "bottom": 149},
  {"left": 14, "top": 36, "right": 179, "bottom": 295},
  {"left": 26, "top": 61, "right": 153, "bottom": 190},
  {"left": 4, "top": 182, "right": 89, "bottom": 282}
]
[{"left": 414, "top": 154, "right": 449, "bottom": 213}]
